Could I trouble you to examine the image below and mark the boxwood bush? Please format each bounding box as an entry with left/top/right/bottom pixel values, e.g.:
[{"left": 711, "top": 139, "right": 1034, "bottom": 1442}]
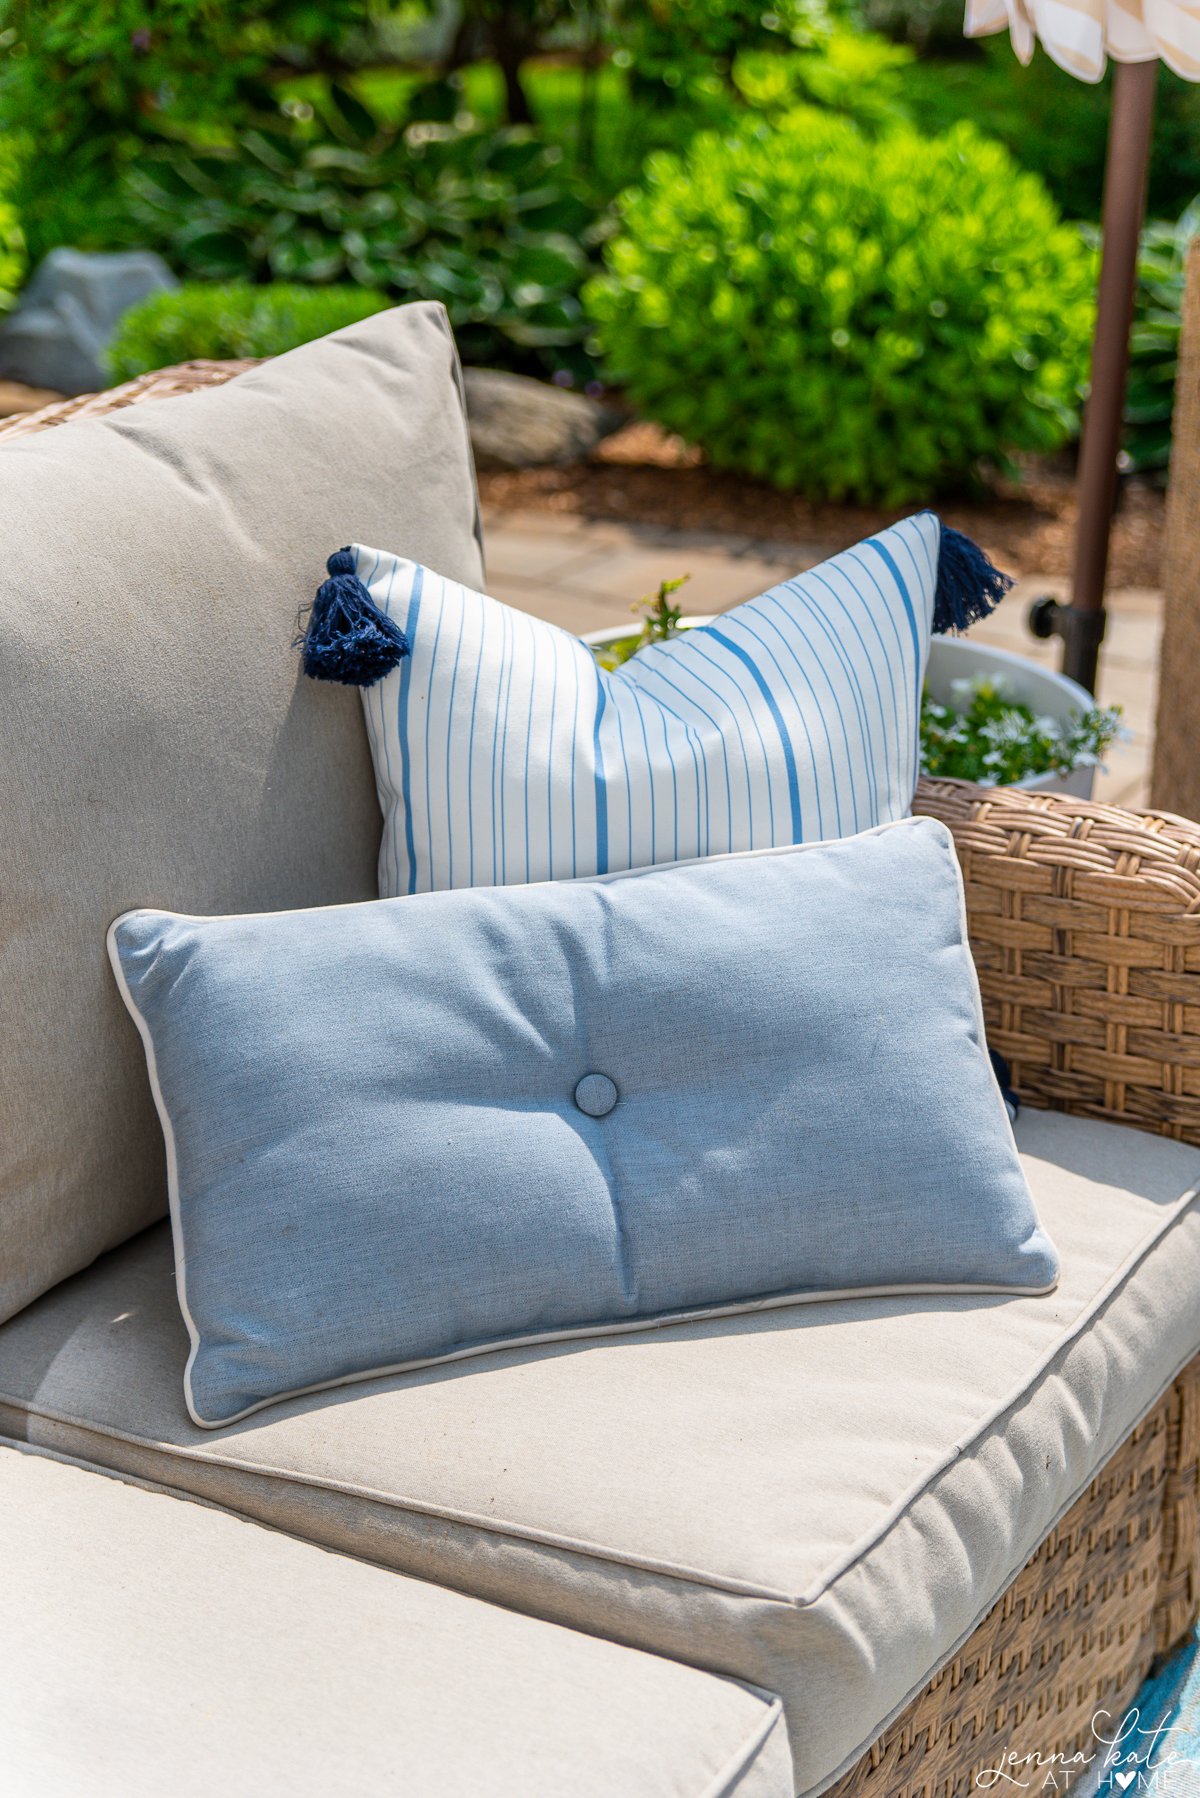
[
  {"left": 106, "top": 282, "right": 389, "bottom": 382},
  {"left": 0, "top": 138, "right": 25, "bottom": 313},
  {"left": 585, "top": 110, "right": 1096, "bottom": 502}
]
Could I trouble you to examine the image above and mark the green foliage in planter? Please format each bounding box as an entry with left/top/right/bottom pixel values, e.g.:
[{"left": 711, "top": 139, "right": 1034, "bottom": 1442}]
[
  {"left": 591, "top": 574, "right": 691, "bottom": 671},
  {"left": 0, "top": 137, "right": 24, "bottom": 311},
  {"left": 919, "top": 677, "right": 1122, "bottom": 786},
  {"left": 119, "top": 98, "right": 600, "bottom": 380},
  {"left": 584, "top": 110, "right": 1096, "bottom": 503},
  {"left": 106, "top": 281, "right": 389, "bottom": 382},
  {"left": 1121, "top": 199, "right": 1200, "bottom": 478}
]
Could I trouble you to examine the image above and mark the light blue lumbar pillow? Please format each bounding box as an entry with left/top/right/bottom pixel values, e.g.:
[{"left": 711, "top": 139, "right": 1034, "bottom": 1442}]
[
  {"left": 297, "top": 512, "right": 1011, "bottom": 898},
  {"left": 109, "top": 815, "right": 1058, "bottom": 1429}
]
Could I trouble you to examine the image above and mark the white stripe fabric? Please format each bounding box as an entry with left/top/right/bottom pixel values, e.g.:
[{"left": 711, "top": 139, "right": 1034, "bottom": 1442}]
[
  {"left": 356, "top": 511, "right": 941, "bottom": 897},
  {"left": 965, "top": 0, "right": 1200, "bottom": 80}
]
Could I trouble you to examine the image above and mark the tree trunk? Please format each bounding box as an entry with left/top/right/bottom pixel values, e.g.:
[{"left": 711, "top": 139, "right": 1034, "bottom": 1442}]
[
  {"left": 443, "top": 11, "right": 476, "bottom": 76},
  {"left": 576, "top": 0, "right": 600, "bottom": 170},
  {"left": 492, "top": 20, "right": 534, "bottom": 124}
]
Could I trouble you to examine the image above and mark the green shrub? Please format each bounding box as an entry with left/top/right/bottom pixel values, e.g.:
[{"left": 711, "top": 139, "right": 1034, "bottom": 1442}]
[
  {"left": 731, "top": 30, "right": 915, "bottom": 130},
  {"left": 0, "top": 137, "right": 23, "bottom": 311},
  {"left": 859, "top": 0, "right": 971, "bottom": 53},
  {"left": 585, "top": 109, "right": 1096, "bottom": 501},
  {"left": 899, "top": 40, "right": 1200, "bottom": 224},
  {"left": 1122, "top": 200, "right": 1200, "bottom": 477},
  {"left": 120, "top": 103, "right": 599, "bottom": 380},
  {"left": 105, "top": 282, "right": 389, "bottom": 382},
  {"left": 0, "top": 0, "right": 370, "bottom": 263},
  {"left": 614, "top": 0, "right": 842, "bottom": 98}
]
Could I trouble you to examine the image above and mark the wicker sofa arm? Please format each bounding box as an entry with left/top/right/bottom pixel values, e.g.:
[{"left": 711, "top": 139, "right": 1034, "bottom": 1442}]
[
  {"left": 914, "top": 777, "right": 1200, "bottom": 1144},
  {"left": 0, "top": 359, "right": 259, "bottom": 443}
]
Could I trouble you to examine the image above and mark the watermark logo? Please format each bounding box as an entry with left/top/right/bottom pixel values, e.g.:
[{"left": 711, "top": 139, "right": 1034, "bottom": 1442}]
[{"left": 975, "top": 1704, "right": 1200, "bottom": 1792}]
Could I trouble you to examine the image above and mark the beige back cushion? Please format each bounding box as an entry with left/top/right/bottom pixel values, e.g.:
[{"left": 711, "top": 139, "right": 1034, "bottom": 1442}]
[{"left": 0, "top": 301, "right": 484, "bottom": 1322}]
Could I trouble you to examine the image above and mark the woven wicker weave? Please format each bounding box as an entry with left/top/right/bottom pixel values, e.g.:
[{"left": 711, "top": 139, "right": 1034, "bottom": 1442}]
[
  {"left": 828, "top": 1355, "right": 1200, "bottom": 1798},
  {"left": 914, "top": 781, "right": 1200, "bottom": 1146},
  {"left": 4, "top": 358, "right": 1198, "bottom": 1797},
  {"left": 0, "top": 359, "right": 259, "bottom": 443}
]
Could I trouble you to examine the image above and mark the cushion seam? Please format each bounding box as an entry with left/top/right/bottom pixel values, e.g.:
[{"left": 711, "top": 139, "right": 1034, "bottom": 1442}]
[
  {"left": 697, "top": 1697, "right": 787, "bottom": 1798},
  {"left": 794, "top": 1175, "right": 1200, "bottom": 1604},
  {"left": 3, "top": 1177, "right": 1196, "bottom": 1610},
  {"left": 796, "top": 1334, "right": 1200, "bottom": 1797},
  {"left": 0, "top": 1397, "right": 798, "bottom": 1604}
]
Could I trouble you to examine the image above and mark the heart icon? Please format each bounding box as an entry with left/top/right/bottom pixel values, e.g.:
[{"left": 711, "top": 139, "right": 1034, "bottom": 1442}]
[{"left": 1115, "top": 1773, "right": 1137, "bottom": 1791}]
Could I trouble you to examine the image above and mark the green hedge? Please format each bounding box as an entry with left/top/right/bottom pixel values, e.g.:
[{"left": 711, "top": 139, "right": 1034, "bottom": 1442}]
[
  {"left": 119, "top": 110, "right": 598, "bottom": 382},
  {"left": 1123, "top": 201, "right": 1200, "bottom": 476},
  {"left": 0, "top": 137, "right": 24, "bottom": 311},
  {"left": 899, "top": 41, "right": 1200, "bottom": 225},
  {"left": 106, "top": 282, "right": 389, "bottom": 382},
  {"left": 585, "top": 109, "right": 1096, "bottom": 502}
]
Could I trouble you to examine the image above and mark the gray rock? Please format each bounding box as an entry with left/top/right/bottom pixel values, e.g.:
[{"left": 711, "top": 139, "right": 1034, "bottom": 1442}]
[
  {"left": 0, "top": 249, "right": 177, "bottom": 395},
  {"left": 462, "top": 366, "right": 622, "bottom": 471}
]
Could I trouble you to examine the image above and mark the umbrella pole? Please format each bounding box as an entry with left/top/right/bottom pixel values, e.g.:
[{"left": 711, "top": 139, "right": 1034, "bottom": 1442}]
[{"left": 1061, "top": 57, "right": 1158, "bottom": 694}]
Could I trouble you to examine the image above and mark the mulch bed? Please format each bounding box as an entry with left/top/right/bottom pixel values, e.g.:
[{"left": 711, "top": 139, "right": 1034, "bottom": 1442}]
[{"left": 479, "top": 421, "right": 1166, "bottom": 589}]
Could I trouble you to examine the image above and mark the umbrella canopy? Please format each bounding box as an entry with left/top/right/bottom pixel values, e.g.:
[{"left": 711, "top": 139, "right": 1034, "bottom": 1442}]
[
  {"left": 966, "top": 0, "right": 1200, "bottom": 80},
  {"left": 961, "top": 0, "right": 1200, "bottom": 692}
]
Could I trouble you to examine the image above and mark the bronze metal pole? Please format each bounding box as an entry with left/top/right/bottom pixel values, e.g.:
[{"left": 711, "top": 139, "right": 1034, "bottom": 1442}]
[{"left": 1063, "top": 56, "right": 1158, "bottom": 693}]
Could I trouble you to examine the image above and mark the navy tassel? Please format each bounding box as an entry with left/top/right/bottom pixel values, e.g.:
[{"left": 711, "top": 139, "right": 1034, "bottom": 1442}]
[
  {"left": 989, "top": 1048, "right": 1020, "bottom": 1126},
  {"left": 297, "top": 548, "right": 410, "bottom": 687},
  {"left": 932, "top": 519, "right": 1014, "bottom": 636}
]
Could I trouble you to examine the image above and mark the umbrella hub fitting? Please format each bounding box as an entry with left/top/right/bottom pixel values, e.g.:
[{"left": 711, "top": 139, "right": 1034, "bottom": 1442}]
[{"left": 1027, "top": 596, "right": 1107, "bottom": 696}]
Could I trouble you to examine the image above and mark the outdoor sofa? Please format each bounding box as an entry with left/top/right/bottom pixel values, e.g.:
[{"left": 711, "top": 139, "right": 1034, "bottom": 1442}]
[{"left": 1, "top": 318, "right": 1198, "bottom": 1798}]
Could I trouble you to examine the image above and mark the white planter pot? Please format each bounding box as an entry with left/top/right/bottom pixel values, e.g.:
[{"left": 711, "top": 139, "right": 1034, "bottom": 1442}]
[
  {"left": 925, "top": 636, "right": 1096, "bottom": 800},
  {"left": 582, "top": 621, "right": 1097, "bottom": 801}
]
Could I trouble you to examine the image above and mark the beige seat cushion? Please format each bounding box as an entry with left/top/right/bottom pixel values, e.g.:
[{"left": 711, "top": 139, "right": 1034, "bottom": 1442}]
[
  {"left": 0, "top": 1440, "right": 789, "bottom": 1797},
  {"left": 2, "top": 1111, "right": 1198, "bottom": 1796},
  {"left": 0, "top": 301, "right": 483, "bottom": 1324}
]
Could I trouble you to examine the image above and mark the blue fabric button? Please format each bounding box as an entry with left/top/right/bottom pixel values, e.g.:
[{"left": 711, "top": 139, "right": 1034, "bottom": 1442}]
[{"left": 574, "top": 1073, "right": 618, "bottom": 1119}]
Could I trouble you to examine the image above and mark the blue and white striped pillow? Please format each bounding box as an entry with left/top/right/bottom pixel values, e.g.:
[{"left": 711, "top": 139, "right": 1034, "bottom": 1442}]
[{"left": 327, "top": 512, "right": 980, "bottom": 897}]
